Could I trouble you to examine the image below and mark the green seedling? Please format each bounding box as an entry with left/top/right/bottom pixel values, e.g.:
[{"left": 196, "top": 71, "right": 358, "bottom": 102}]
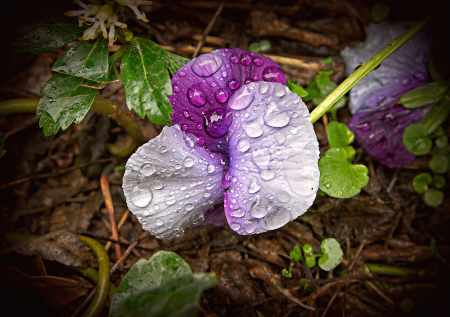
[{"left": 248, "top": 40, "right": 271, "bottom": 53}]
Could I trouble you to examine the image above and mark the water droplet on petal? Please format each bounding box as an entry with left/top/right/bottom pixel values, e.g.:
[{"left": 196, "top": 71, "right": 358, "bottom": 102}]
[
  {"left": 215, "top": 88, "right": 229, "bottom": 103},
  {"left": 262, "top": 66, "right": 286, "bottom": 84},
  {"left": 276, "top": 190, "right": 291, "bottom": 202},
  {"left": 184, "top": 156, "right": 195, "bottom": 167},
  {"left": 203, "top": 111, "right": 228, "bottom": 138},
  {"left": 140, "top": 163, "right": 155, "bottom": 176},
  {"left": 230, "top": 208, "right": 245, "bottom": 217},
  {"left": 245, "top": 219, "right": 257, "bottom": 233},
  {"left": 250, "top": 195, "right": 268, "bottom": 218},
  {"left": 248, "top": 177, "right": 261, "bottom": 194},
  {"left": 228, "top": 78, "right": 240, "bottom": 90},
  {"left": 240, "top": 52, "right": 251, "bottom": 66},
  {"left": 230, "top": 222, "right": 241, "bottom": 230},
  {"left": 154, "top": 204, "right": 160, "bottom": 211},
  {"left": 230, "top": 54, "right": 239, "bottom": 63},
  {"left": 191, "top": 53, "right": 223, "bottom": 77},
  {"left": 187, "top": 85, "right": 207, "bottom": 107},
  {"left": 165, "top": 194, "right": 176, "bottom": 205},
  {"left": 173, "top": 84, "right": 180, "bottom": 92},
  {"left": 264, "top": 102, "right": 290, "bottom": 127},
  {"left": 259, "top": 81, "right": 269, "bottom": 94},
  {"left": 208, "top": 165, "right": 215, "bottom": 173},
  {"left": 264, "top": 206, "right": 290, "bottom": 230},
  {"left": 237, "top": 138, "right": 250, "bottom": 152},
  {"left": 156, "top": 219, "right": 164, "bottom": 226},
  {"left": 353, "top": 122, "right": 371, "bottom": 131},
  {"left": 160, "top": 146, "right": 167, "bottom": 153},
  {"left": 242, "top": 119, "right": 263, "bottom": 138},
  {"left": 130, "top": 186, "right": 152, "bottom": 207},
  {"left": 228, "top": 86, "right": 254, "bottom": 110},
  {"left": 152, "top": 181, "right": 163, "bottom": 189},
  {"left": 204, "top": 192, "right": 211, "bottom": 198},
  {"left": 185, "top": 204, "right": 194, "bottom": 211},
  {"left": 252, "top": 56, "right": 263, "bottom": 67}
]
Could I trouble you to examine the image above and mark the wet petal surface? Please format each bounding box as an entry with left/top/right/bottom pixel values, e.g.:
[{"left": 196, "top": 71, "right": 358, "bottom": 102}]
[
  {"left": 223, "top": 82, "right": 320, "bottom": 235},
  {"left": 169, "top": 48, "right": 286, "bottom": 154},
  {"left": 341, "top": 23, "right": 431, "bottom": 114},
  {"left": 122, "top": 125, "right": 226, "bottom": 239}
]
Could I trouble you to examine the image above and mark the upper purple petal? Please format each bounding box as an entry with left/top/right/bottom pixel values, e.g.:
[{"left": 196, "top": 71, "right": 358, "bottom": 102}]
[
  {"left": 169, "top": 48, "right": 286, "bottom": 155},
  {"left": 122, "top": 125, "right": 226, "bottom": 239},
  {"left": 223, "top": 82, "right": 320, "bottom": 235},
  {"left": 348, "top": 99, "right": 430, "bottom": 168},
  {"left": 341, "top": 22, "right": 431, "bottom": 114}
]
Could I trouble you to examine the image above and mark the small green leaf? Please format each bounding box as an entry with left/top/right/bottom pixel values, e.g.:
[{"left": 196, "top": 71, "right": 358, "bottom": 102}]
[
  {"left": 305, "top": 256, "right": 317, "bottom": 268},
  {"left": 420, "top": 92, "right": 450, "bottom": 135},
  {"left": 108, "top": 45, "right": 129, "bottom": 83},
  {"left": 110, "top": 251, "right": 216, "bottom": 317},
  {"left": 318, "top": 238, "right": 343, "bottom": 271},
  {"left": 319, "top": 147, "right": 369, "bottom": 198},
  {"left": 121, "top": 37, "right": 177, "bottom": 125},
  {"left": 434, "top": 127, "right": 444, "bottom": 137},
  {"left": 248, "top": 42, "right": 261, "bottom": 53},
  {"left": 371, "top": 4, "right": 390, "bottom": 22},
  {"left": 290, "top": 245, "right": 301, "bottom": 262},
  {"left": 412, "top": 172, "right": 432, "bottom": 194},
  {"left": 316, "top": 71, "right": 333, "bottom": 88},
  {"left": 320, "top": 57, "right": 334, "bottom": 66},
  {"left": 166, "top": 51, "right": 190, "bottom": 76},
  {"left": 281, "top": 268, "right": 292, "bottom": 279},
  {"left": 52, "top": 37, "right": 109, "bottom": 82},
  {"left": 259, "top": 40, "right": 271, "bottom": 52},
  {"left": 435, "top": 135, "right": 448, "bottom": 148},
  {"left": 303, "top": 244, "right": 314, "bottom": 257},
  {"left": 402, "top": 123, "right": 432, "bottom": 155},
  {"left": 0, "top": 132, "right": 6, "bottom": 158},
  {"left": 343, "top": 146, "right": 356, "bottom": 160},
  {"left": 287, "top": 80, "right": 308, "bottom": 98},
  {"left": 256, "top": 311, "right": 268, "bottom": 317},
  {"left": 37, "top": 74, "right": 98, "bottom": 136},
  {"left": 327, "top": 121, "right": 355, "bottom": 148},
  {"left": 433, "top": 175, "right": 446, "bottom": 189},
  {"left": 429, "top": 154, "right": 448, "bottom": 174},
  {"left": 423, "top": 189, "right": 444, "bottom": 207},
  {"left": 398, "top": 82, "right": 448, "bottom": 109}
]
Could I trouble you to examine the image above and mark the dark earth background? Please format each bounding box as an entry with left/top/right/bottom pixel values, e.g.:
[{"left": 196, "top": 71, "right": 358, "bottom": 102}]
[{"left": 1, "top": 0, "right": 450, "bottom": 316}]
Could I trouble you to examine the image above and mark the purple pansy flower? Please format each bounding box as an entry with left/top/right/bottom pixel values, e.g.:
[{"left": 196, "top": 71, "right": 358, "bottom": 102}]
[
  {"left": 341, "top": 23, "right": 431, "bottom": 168},
  {"left": 123, "top": 49, "right": 319, "bottom": 239}
]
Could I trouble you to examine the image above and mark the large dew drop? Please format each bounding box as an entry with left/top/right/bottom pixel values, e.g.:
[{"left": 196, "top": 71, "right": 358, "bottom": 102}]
[
  {"left": 184, "top": 156, "right": 195, "bottom": 167},
  {"left": 130, "top": 186, "right": 152, "bottom": 208},
  {"left": 237, "top": 139, "right": 250, "bottom": 152},
  {"left": 248, "top": 177, "right": 261, "bottom": 194},
  {"left": 264, "top": 102, "right": 290, "bottom": 127},
  {"left": 140, "top": 163, "right": 155, "bottom": 176},
  {"left": 244, "top": 219, "right": 257, "bottom": 233},
  {"left": 264, "top": 206, "right": 290, "bottom": 230},
  {"left": 187, "top": 85, "right": 207, "bottom": 107},
  {"left": 228, "top": 86, "right": 254, "bottom": 110},
  {"left": 250, "top": 195, "right": 268, "bottom": 218},
  {"left": 191, "top": 53, "right": 223, "bottom": 77},
  {"left": 242, "top": 119, "right": 263, "bottom": 138}
]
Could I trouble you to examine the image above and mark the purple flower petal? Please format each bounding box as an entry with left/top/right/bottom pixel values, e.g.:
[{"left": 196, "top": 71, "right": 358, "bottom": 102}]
[
  {"left": 223, "top": 82, "right": 320, "bottom": 234},
  {"left": 122, "top": 125, "right": 226, "bottom": 239},
  {"left": 341, "top": 23, "right": 431, "bottom": 114},
  {"left": 348, "top": 99, "right": 430, "bottom": 168},
  {"left": 169, "top": 48, "right": 286, "bottom": 154}
]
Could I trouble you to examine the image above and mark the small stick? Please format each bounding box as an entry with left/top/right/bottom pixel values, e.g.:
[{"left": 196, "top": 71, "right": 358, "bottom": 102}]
[
  {"left": 192, "top": 0, "right": 227, "bottom": 58},
  {"left": 364, "top": 280, "right": 395, "bottom": 305},
  {"left": 101, "top": 164, "right": 124, "bottom": 278},
  {"left": 348, "top": 239, "right": 366, "bottom": 272},
  {"left": 320, "top": 287, "right": 341, "bottom": 317},
  {"left": 387, "top": 168, "right": 399, "bottom": 193},
  {"left": 105, "top": 209, "right": 130, "bottom": 252},
  {"left": 110, "top": 231, "right": 149, "bottom": 275},
  {"left": 70, "top": 286, "right": 96, "bottom": 317},
  {"left": 322, "top": 113, "right": 329, "bottom": 136}
]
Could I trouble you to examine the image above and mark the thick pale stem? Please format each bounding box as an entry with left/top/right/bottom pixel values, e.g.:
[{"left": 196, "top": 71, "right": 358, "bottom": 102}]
[{"left": 309, "top": 12, "right": 433, "bottom": 124}]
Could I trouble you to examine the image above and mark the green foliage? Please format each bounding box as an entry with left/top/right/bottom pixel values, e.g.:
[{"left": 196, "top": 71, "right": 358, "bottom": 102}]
[
  {"left": 53, "top": 37, "right": 110, "bottom": 83},
  {"left": 398, "top": 82, "right": 448, "bottom": 109},
  {"left": 402, "top": 123, "right": 432, "bottom": 155},
  {"left": 327, "top": 121, "right": 355, "bottom": 148},
  {"left": 110, "top": 251, "right": 216, "bottom": 317},
  {"left": 420, "top": 91, "right": 450, "bottom": 135},
  {"left": 318, "top": 238, "right": 344, "bottom": 271},
  {"left": 248, "top": 40, "right": 271, "bottom": 53},
  {"left": 37, "top": 74, "right": 98, "bottom": 136},
  {"left": 121, "top": 37, "right": 189, "bottom": 125},
  {"left": 302, "top": 244, "right": 317, "bottom": 268},
  {"left": 286, "top": 80, "right": 308, "bottom": 98},
  {"left": 3, "top": 0, "right": 84, "bottom": 54},
  {"left": 371, "top": 4, "right": 390, "bottom": 22},
  {"left": 290, "top": 245, "right": 301, "bottom": 262},
  {"left": 423, "top": 189, "right": 444, "bottom": 207},
  {"left": 434, "top": 175, "right": 446, "bottom": 189},
  {"left": 0, "top": 132, "right": 6, "bottom": 158},
  {"left": 429, "top": 154, "right": 448, "bottom": 174},
  {"left": 412, "top": 173, "right": 432, "bottom": 194},
  {"left": 256, "top": 311, "right": 268, "bottom": 317}
]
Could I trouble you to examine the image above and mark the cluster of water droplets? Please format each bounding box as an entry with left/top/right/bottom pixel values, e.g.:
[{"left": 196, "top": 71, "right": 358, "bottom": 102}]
[
  {"left": 222, "top": 81, "right": 320, "bottom": 235},
  {"left": 122, "top": 124, "right": 226, "bottom": 239}
]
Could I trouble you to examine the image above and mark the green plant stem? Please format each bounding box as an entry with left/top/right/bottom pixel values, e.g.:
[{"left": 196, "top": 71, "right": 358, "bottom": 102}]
[
  {"left": 0, "top": 98, "right": 144, "bottom": 157},
  {"left": 78, "top": 235, "right": 110, "bottom": 317},
  {"left": 365, "top": 263, "right": 425, "bottom": 277},
  {"left": 419, "top": 89, "right": 450, "bottom": 134},
  {"left": 73, "top": 267, "right": 116, "bottom": 300},
  {"left": 309, "top": 12, "right": 433, "bottom": 124}
]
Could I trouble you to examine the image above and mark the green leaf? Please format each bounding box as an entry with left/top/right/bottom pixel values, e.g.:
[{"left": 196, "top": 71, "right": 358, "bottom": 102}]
[
  {"left": 108, "top": 45, "right": 129, "bottom": 83},
  {"left": 433, "top": 127, "right": 444, "bottom": 137},
  {"left": 319, "top": 147, "right": 369, "bottom": 198},
  {"left": 371, "top": 4, "right": 390, "bottom": 22},
  {"left": 429, "top": 154, "right": 448, "bottom": 174},
  {"left": 398, "top": 82, "right": 448, "bottom": 109},
  {"left": 121, "top": 37, "right": 178, "bottom": 125},
  {"left": 52, "top": 37, "right": 109, "bottom": 82},
  {"left": 316, "top": 71, "right": 333, "bottom": 88},
  {"left": 37, "top": 74, "right": 98, "bottom": 136},
  {"left": 420, "top": 92, "right": 450, "bottom": 135},
  {"left": 318, "top": 238, "right": 343, "bottom": 271},
  {"left": 343, "top": 146, "right": 355, "bottom": 160},
  {"left": 3, "top": 0, "right": 84, "bottom": 54},
  {"left": 166, "top": 51, "right": 190, "bottom": 76},
  {"left": 0, "top": 132, "right": 6, "bottom": 158},
  {"left": 248, "top": 40, "right": 271, "bottom": 53},
  {"left": 290, "top": 245, "right": 301, "bottom": 262},
  {"left": 303, "top": 245, "right": 316, "bottom": 268},
  {"left": 327, "top": 121, "right": 355, "bottom": 148},
  {"left": 248, "top": 42, "right": 261, "bottom": 53},
  {"left": 412, "top": 172, "right": 432, "bottom": 194},
  {"left": 435, "top": 135, "right": 448, "bottom": 148},
  {"left": 434, "top": 175, "right": 446, "bottom": 189},
  {"left": 287, "top": 80, "right": 308, "bottom": 98},
  {"left": 320, "top": 57, "right": 335, "bottom": 67},
  {"left": 110, "top": 251, "right": 216, "bottom": 317},
  {"left": 423, "top": 189, "right": 444, "bottom": 207},
  {"left": 402, "top": 123, "right": 432, "bottom": 155}
]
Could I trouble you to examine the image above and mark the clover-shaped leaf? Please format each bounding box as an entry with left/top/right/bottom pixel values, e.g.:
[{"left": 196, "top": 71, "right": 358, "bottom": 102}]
[
  {"left": 110, "top": 251, "right": 216, "bottom": 317},
  {"left": 302, "top": 244, "right": 316, "bottom": 268},
  {"left": 327, "top": 121, "right": 355, "bottom": 148},
  {"left": 318, "top": 238, "right": 343, "bottom": 271},
  {"left": 403, "top": 123, "right": 432, "bottom": 155},
  {"left": 319, "top": 147, "right": 369, "bottom": 198},
  {"left": 290, "top": 245, "right": 301, "bottom": 262},
  {"left": 412, "top": 173, "right": 432, "bottom": 194}
]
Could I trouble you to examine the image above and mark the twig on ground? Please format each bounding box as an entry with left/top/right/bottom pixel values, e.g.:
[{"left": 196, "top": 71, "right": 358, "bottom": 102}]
[
  {"left": 348, "top": 239, "right": 366, "bottom": 272},
  {"left": 110, "top": 231, "right": 149, "bottom": 275},
  {"left": 320, "top": 287, "right": 341, "bottom": 317},
  {"left": 387, "top": 168, "right": 400, "bottom": 193},
  {"left": 105, "top": 209, "right": 130, "bottom": 252}
]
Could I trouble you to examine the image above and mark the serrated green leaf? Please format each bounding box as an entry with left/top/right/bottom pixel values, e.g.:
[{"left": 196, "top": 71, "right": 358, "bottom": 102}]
[
  {"left": 287, "top": 80, "right": 308, "bottom": 98},
  {"left": 166, "top": 51, "right": 190, "bottom": 76},
  {"left": 327, "top": 121, "right": 355, "bottom": 148},
  {"left": 319, "top": 147, "right": 369, "bottom": 198},
  {"left": 0, "top": 132, "right": 6, "bottom": 158},
  {"left": 37, "top": 74, "right": 97, "bottom": 136},
  {"left": 402, "top": 123, "right": 432, "bottom": 155},
  {"left": 3, "top": 0, "right": 84, "bottom": 54},
  {"left": 433, "top": 175, "right": 446, "bottom": 189},
  {"left": 318, "top": 238, "right": 343, "bottom": 271},
  {"left": 110, "top": 251, "right": 216, "bottom": 317},
  {"left": 423, "top": 189, "right": 444, "bottom": 207},
  {"left": 429, "top": 154, "right": 448, "bottom": 174},
  {"left": 121, "top": 37, "right": 176, "bottom": 125},
  {"left": 371, "top": 4, "right": 390, "bottom": 22},
  {"left": 412, "top": 172, "right": 432, "bottom": 194},
  {"left": 398, "top": 82, "right": 448, "bottom": 109},
  {"left": 52, "top": 37, "right": 109, "bottom": 82}
]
